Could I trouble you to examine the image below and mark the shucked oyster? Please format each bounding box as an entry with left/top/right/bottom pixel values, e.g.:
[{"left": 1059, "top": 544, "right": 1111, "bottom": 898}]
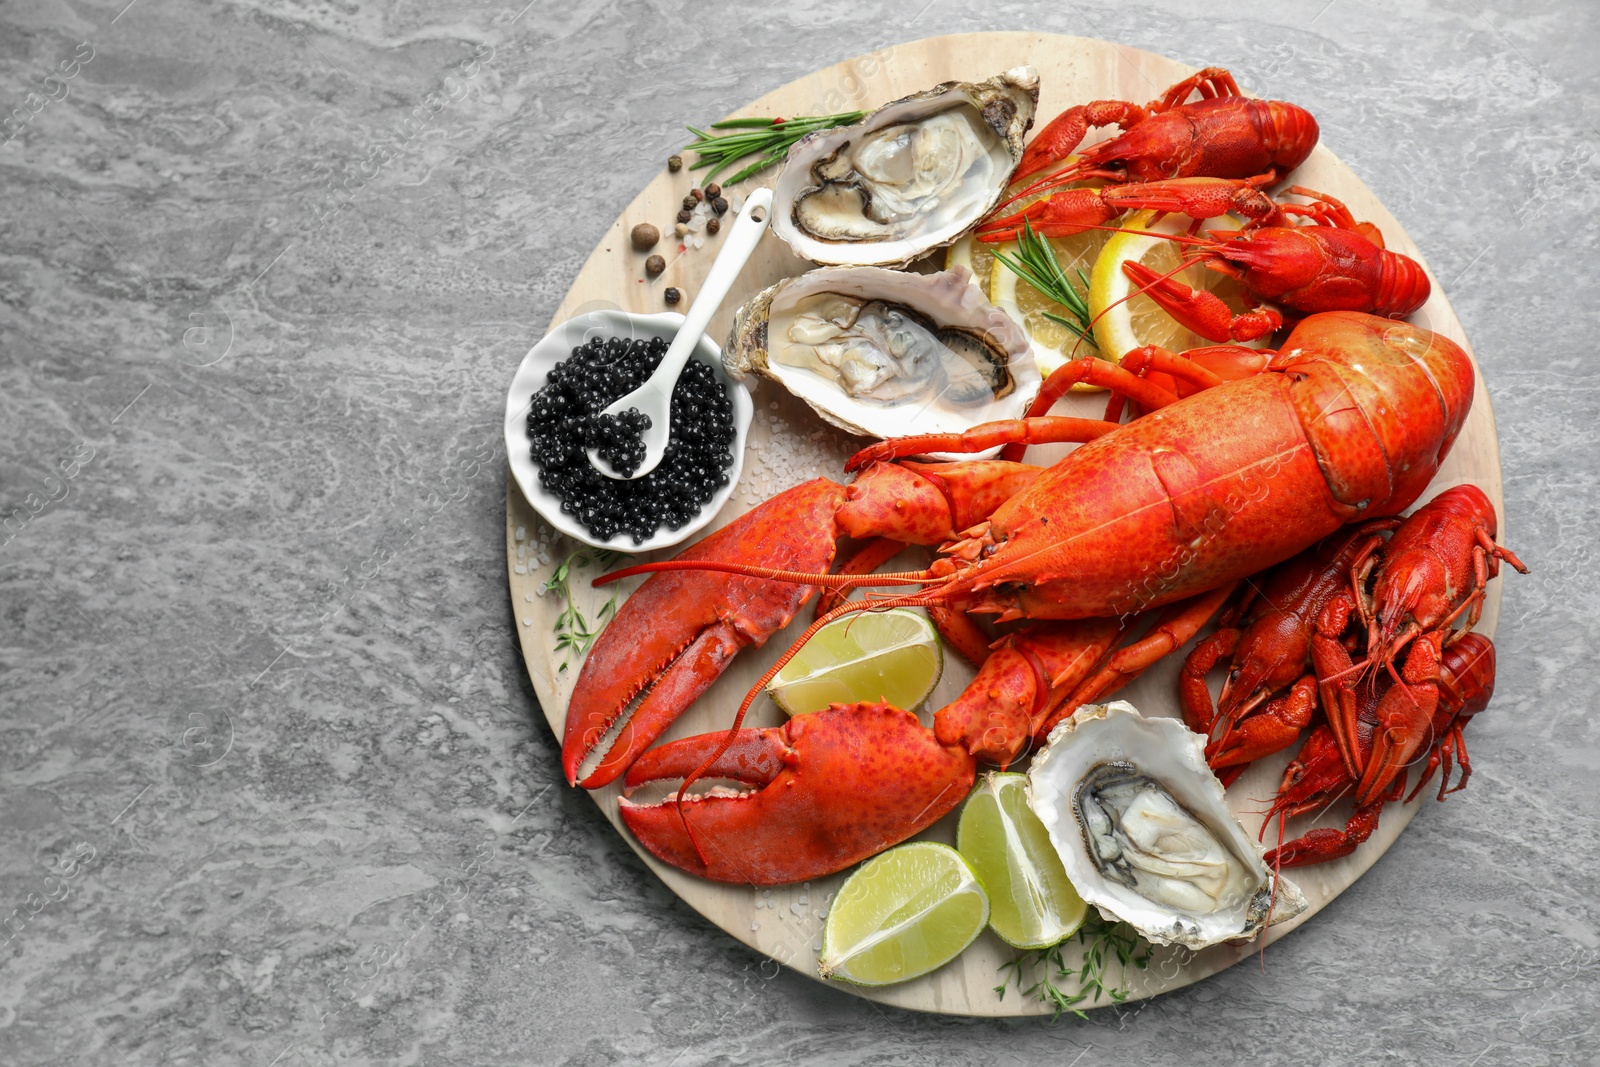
[
  {"left": 1027, "top": 701, "right": 1307, "bottom": 951},
  {"left": 725, "top": 265, "right": 1038, "bottom": 449},
  {"left": 772, "top": 68, "right": 1038, "bottom": 267},
  {"left": 780, "top": 294, "right": 1013, "bottom": 406}
]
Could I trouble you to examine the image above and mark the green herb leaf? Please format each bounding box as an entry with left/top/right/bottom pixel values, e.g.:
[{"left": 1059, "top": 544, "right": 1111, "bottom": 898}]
[
  {"left": 682, "top": 111, "right": 867, "bottom": 185},
  {"left": 990, "top": 219, "right": 1100, "bottom": 351},
  {"left": 543, "top": 546, "right": 624, "bottom": 671},
  {"left": 994, "top": 915, "right": 1153, "bottom": 1021}
]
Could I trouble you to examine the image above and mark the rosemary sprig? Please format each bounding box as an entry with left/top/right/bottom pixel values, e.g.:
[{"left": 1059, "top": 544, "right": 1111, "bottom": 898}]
[
  {"left": 989, "top": 219, "right": 1099, "bottom": 350},
  {"left": 683, "top": 111, "right": 867, "bottom": 186},
  {"left": 993, "top": 915, "right": 1153, "bottom": 1021},
  {"left": 542, "top": 546, "right": 624, "bottom": 671}
]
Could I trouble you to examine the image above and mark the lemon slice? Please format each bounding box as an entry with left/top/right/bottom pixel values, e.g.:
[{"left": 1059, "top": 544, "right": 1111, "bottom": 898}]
[
  {"left": 767, "top": 608, "right": 942, "bottom": 716},
  {"left": 987, "top": 227, "right": 1109, "bottom": 380},
  {"left": 1088, "top": 209, "right": 1271, "bottom": 362},
  {"left": 950, "top": 160, "right": 1109, "bottom": 381},
  {"left": 956, "top": 772, "right": 1088, "bottom": 949},
  {"left": 818, "top": 842, "right": 990, "bottom": 986},
  {"left": 944, "top": 231, "right": 997, "bottom": 288}
]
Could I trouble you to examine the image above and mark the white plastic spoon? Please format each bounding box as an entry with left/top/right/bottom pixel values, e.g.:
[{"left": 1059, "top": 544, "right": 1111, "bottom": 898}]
[{"left": 587, "top": 187, "right": 773, "bottom": 480}]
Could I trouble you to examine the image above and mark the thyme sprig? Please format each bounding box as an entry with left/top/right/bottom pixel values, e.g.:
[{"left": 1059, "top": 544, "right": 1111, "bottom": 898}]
[
  {"left": 683, "top": 111, "right": 867, "bottom": 185},
  {"left": 542, "top": 547, "right": 624, "bottom": 671},
  {"left": 990, "top": 218, "right": 1099, "bottom": 350},
  {"left": 994, "top": 915, "right": 1153, "bottom": 1021}
]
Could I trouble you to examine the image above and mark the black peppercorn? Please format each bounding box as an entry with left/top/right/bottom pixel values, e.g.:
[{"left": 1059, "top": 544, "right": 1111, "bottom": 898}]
[
  {"left": 676, "top": 208, "right": 693, "bottom": 224},
  {"left": 706, "top": 217, "right": 721, "bottom": 235},
  {"left": 664, "top": 287, "right": 682, "bottom": 305},
  {"left": 667, "top": 154, "right": 683, "bottom": 172},
  {"left": 681, "top": 194, "right": 697, "bottom": 211},
  {"left": 705, "top": 182, "right": 721, "bottom": 198},
  {"left": 711, "top": 197, "right": 728, "bottom": 216}
]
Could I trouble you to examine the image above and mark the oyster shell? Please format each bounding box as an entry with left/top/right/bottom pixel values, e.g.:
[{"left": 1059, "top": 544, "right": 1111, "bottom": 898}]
[
  {"left": 772, "top": 68, "right": 1039, "bottom": 267},
  {"left": 725, "top": 265, "right": 1038, "bottom": 448},
  {"left": 1027, "top": 701, "right": 1307, "bottom": 951}
]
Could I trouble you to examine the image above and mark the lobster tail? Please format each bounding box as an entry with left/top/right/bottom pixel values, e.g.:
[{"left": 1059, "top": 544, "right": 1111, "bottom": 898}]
[
  {"left": 1282, "top": 312, "right": 1474, "bottom": 520},
  {"left": 1260, "top": 100, "right": 1320, "bottom": 177},
  {"left": 1376, "top": 247, "right": 1433, "bottom": 318}
]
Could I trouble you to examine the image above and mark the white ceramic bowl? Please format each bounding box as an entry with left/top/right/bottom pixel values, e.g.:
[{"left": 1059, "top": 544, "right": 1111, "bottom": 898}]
[{"left": 504, "top": 309, "right": 753, "bottom": 554}]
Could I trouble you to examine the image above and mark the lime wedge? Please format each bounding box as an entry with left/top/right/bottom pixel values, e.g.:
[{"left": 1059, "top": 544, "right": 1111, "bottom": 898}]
[
  {"left": 957, "top": 772, "right": 1088, "bottom": 949},
  {"left": 818, "top": 842, "right": 990, "bottom": 986},
  {"left": 767, "top": 608, "right": 942, "bottom": 716}
]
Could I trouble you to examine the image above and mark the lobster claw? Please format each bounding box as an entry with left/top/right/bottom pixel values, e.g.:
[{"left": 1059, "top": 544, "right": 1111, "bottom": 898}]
[
  {"left": 560, "top": 479, "right": 846, "bottom": 789},
  {"left": 619, "top": 702, "right": 976, "bottom": 885}
]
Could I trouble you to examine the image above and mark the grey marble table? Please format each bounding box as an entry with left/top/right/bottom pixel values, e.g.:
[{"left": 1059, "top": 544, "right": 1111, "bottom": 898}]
[{"left": 1, "top": 0, "right": 1595, "bottom": 1063}]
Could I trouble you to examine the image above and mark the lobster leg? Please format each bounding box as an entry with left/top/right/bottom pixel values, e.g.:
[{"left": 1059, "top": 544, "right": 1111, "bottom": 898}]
[
  {"left": 938, "top": 618, "right": 1124, "bottom": 765},
  {"left": 1261, "top": 723, "right": 1352, "bottom": 830},
  {"left": 619, "top": 702, "right": 975, "bottom": 885},
  {"left": 1151, "top": 66, "right": 1242, "bottom": 109},
  {"left": 1282, "top": 186, "right": 1387, "bottom": 247},
  {"left": 1311, "top": 590, "right": 1366, "bottom": 780},
  {"left": 996, "top": 364, "right": 1182, "bottom": 462},
  {"left": 927, "top": 604, "right": 995, "bottom": 668},
  {"left": 848, "top": 415, "right": 1118, "bottom": 471}
]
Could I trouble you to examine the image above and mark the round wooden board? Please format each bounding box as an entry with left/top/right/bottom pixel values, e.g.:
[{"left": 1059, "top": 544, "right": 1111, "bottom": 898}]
[{"left": 506, "top": 32, "right": 1504, "bottom": 1016}]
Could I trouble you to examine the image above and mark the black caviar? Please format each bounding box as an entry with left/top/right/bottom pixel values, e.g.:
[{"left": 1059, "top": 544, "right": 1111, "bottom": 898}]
[
  {"left": 528, "top": 335, "right": 736, "bottom": 544},
  {"left": 587, "top": 407, "right": 651, "bottom": 477}
]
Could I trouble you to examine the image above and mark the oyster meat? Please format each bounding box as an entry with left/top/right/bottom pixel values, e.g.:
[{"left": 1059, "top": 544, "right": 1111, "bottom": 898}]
[
  {"left": 725, "top": 265, "right": 1038, "bottom": 449},
  {"left": 1027, "top": 701, "right": 1307, "bottom": 951},
  {"left": 778, "top": 293, "right": 1013, "bottom": 406},
  {"left": 772, "top": 68, "right": 1038, "bottom": 267}
]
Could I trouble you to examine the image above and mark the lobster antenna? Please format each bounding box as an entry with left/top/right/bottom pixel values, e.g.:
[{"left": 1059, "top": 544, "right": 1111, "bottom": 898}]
[{"left": 671, "top": 592, "right": 940, "bottom": 861}]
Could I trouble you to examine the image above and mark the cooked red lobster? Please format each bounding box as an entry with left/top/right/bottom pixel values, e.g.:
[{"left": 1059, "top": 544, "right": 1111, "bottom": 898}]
[{"left": 558, "top": 312, "right": 1485, "bottom": 885}]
